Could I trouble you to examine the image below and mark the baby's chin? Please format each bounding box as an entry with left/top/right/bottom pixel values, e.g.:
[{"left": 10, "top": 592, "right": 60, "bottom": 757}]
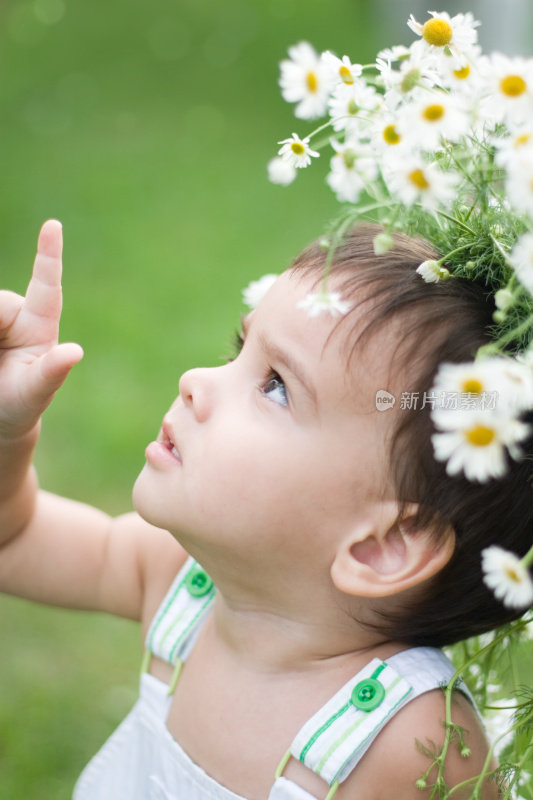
[{"left": 131, "top": 466, "right": 158, "bottom": 523}]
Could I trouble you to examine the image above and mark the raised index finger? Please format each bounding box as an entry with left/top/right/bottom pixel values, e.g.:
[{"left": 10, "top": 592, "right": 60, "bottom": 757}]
[{"left": 21, "top": 219, "right": 64, "bottom": 331}]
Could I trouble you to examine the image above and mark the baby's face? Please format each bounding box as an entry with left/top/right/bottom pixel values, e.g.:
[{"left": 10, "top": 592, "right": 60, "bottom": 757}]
[{"left": 133, "top": 270, "right": 398, "bottom": 577}]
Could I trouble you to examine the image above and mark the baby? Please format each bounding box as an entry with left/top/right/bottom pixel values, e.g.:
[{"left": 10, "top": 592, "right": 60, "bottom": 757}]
[{"left": 1, "top": 218, "right": 526, "bottom": 799}]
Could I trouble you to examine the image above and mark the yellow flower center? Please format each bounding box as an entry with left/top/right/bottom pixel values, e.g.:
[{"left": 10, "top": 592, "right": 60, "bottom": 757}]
[
  {"left": 339, "top": 65, "right": 354, "bottom": 85},
  {"left": 306, "top": 71, "right": 318, "bottom": 93},
  {"left": 465, "top": 425, "right": 495, "bottom": 447},
  {"left": 453, "top": 65, "right": 470, "bottom": 80},
  {"left": 408, "top": 169, "right": 430, "bottom": 190},
  {"left": 423, "top": 103, "right": 445, "bottom": 122},
  {"left": 422, "top": 18, "right": 453, "bottom": 47},
  {"left": 462, "top": 378, "right": 483, "bottom": 394},
  {"left": 504, "top": 566, "right": 521, "bottom": 583},
  {"left": 382, "top": 124, "right": 401, "bottom": 145},
  {"left": 515, "top": 133, "right": 532, "bottom": 148},
  {"left": 500, "top": 74, "right": 527, "bottom": 97},
  {"left": 291, "top": 142, "right": 305, "bottom": 155}
]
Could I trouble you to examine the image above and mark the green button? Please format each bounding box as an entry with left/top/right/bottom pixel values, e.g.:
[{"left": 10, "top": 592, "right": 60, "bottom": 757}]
[
  {"left": 185, "top": 566, "right": 214, "bottom": 597},
  {"left": 350, "top": 678, "right": 385, "bottom": 711}
]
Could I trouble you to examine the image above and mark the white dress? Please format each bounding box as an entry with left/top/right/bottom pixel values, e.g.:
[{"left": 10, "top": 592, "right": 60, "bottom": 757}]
[{"left": 74, "top": 558, "right": 472, "bottom": 800}]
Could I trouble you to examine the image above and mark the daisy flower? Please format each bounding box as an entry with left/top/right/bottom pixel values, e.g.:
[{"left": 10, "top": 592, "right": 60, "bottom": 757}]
[
  {"left": 321, "top": 51, "right": 362, "bottom": 87},
  {"left": 376, "top": 44, "right": 411, "bottom": 64},
  {"left": 480, "top": 53, "right": 533, "bottom": 125},
  {"left": 397, "top": 90, "right": 470, "bottom": 149},
  {"left": 326, "top": 139, "right": 377, "bottom": 203},
  {"left": 416, "top": 259, "right": 450, "bottom": 283},
  {"left": 494, "top": 124, "right": 533, "bottom": 168},
  {"left": 432, "top": 360, "right": 504, "bottom": 402},
  {"left": 509, "top": 231, "right": 533, "bottom": 293},
  {"left": 368, "top": 111, "right": 407, "bottom": 155},
  {"left": 407, "top": 10, "right": 480, "bottom": 66},
  {"left": 505, "top": 153, "right": 533, "bottom": 216},
  {"left": 297, "top": 290, "right": 352, "bottom": 318},
  {"left": 279, "top": 42, "right": 331, "bottom": 120},
  {"left": 377, "top": 48, "right": 441, "bottom": 105},
  {"left": 242, "top": 274, "right": 278, "bottom": 309},
  {"left": 482, "top": 546, "right": 533, "bottom": 609},
  {"left": 383, "top": 157, "right": 456, "bottom": 211},
  {"left": 432, "top": 358, "right": 533, "bottom": 415},
  {"left": 431, "top": 409, "right": 529, "bottom": 481},
  {"left": 433, "top": 46, "right": 483, "bottom": 96},
  {"left": 267, "top": 157, "right": 297, "bottom": 186},
  {"left": 497, "top": 358, "right": 533, "bottom": 412},
  {"left": 328, "top": 81, "right": 381, "bottom": 134},
  {"left": 278, "top": 133, "right": 320, "bottom": 169}
]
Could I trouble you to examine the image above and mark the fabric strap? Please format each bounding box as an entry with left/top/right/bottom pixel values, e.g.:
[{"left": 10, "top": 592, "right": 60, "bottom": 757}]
[
  {"left": 289, "top": 657, "right": 412, "bottom": 785},
  {"left": 145, "top": 557, "right": 216, "bottom": 665}
]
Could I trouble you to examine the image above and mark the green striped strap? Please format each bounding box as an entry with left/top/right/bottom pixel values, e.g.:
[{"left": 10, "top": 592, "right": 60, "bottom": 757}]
[
  {"left": 144, "top": 557, "right": 216, "bottom": 666},
  {"left": 289, "top": 658, "right": 412, "bottom": 786}
]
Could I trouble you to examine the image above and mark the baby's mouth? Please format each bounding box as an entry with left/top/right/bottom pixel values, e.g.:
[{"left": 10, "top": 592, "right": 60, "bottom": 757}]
[
  {"left": 163, "top": 437, "right": 181, "bottom": 462},
  {"left": 169, "top": 443, "right": 181, "bottom": 461},
  {"left": 161, "top": 421, "right": 182, "bottom": 462}
]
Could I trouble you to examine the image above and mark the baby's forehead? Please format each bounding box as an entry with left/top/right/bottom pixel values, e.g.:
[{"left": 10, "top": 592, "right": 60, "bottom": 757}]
[
  {"left": 284, "top": 266, "right": 415, "bottom": 371},
  {"left": 266, "top": 269, "right": 412, "bottom": 412}
]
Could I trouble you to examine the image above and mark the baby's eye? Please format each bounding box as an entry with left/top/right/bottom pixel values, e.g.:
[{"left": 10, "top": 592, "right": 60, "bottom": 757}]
[{"left": 263, "top": 373, "right": 288, "bottom": 407}]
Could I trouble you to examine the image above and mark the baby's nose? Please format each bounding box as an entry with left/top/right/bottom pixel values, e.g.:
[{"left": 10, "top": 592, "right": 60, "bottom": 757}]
[{"left": 178, "top": 367, "right": 215, "bottom": 423}]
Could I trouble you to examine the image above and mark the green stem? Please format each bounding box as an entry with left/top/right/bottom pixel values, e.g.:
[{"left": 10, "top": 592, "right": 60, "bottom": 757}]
[
  {"left": 522, "top": 542, "right": 533, "bottom": 569},
  {"left": 433, "top": 209, "right": 476, "bottom": 236},
  {"left": 470, "top": 707, "right": 533, "bottom": 798},
  {"left": 489, "top": 233, "right": 513, "bottom": 267},
  {"left": 306, "top": 117, "right": 338, "bottom": 141},
  {"left": 477, "top": 312, "right": 533, "bottom": 356},
  {"left": 421, "top": 618, "right": 531, "bottom": 798},
  {"left": 438, "top": 242, "right": 476, "bottom": 265},
  {"left": 444, "top": 767, "right": 501, "bottom": 798},
  {"left": 507, "top": 638, "right": 521, "bottom": 766},
  {"left": 322, "top": 214, "right": 359, "bottom": 288}
]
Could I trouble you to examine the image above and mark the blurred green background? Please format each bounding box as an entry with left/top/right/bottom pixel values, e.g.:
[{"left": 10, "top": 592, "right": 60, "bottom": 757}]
[
  {"left": 0, "top": 0, "right": 531, "bottom": 797},
  {"left": 0, "top": 0, "right": 381, "bottom": 795}
]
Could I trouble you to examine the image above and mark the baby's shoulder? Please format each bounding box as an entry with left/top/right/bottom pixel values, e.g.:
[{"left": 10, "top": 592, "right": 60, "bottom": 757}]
[{"left": 339, "top": 689, "right": 499, "bottom": 800}]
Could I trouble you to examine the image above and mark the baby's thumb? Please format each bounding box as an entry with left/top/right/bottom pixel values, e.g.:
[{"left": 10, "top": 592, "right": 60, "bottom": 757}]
[{"left": 38, "top": 343, "right": 84, "bottom": 395}]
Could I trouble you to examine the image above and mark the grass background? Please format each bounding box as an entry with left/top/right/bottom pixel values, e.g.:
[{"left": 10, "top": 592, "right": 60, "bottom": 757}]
[{"left": 0, "top": 0, "right": 531, "bottom": 797}]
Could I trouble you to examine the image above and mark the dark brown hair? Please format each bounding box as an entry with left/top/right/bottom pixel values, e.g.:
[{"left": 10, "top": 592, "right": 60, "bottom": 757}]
[{"left": 291, "top": 222, "right": 533, "bottom": 647}]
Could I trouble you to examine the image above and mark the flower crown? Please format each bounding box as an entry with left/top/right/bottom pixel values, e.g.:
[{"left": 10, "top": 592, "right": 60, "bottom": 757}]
[{"left": 244, "top": 10, "right": 533, "bottom": 609}]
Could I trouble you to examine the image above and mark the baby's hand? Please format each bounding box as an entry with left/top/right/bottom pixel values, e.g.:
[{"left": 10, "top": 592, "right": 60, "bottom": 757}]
[{"left": 0, "top": 220, "right": 83, "bottom": 440}]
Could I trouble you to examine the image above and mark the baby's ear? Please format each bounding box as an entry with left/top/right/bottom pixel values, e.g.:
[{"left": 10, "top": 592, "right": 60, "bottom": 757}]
[{"left": 330, "top": 503, "right": 455, "bottom": 598}]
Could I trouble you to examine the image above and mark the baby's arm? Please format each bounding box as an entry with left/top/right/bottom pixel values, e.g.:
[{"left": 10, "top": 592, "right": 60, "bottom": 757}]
[
  {"left": 346, "top": 689, "right": 499, "bottom": 800},
  {"left": 0, "top": 221, "right": 186, "bottom": 623}
]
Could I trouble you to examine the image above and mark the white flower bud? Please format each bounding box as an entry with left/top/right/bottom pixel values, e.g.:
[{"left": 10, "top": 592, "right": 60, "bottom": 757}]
[{"left": 373, "top": 232, "right": 395, "bottom": 254}]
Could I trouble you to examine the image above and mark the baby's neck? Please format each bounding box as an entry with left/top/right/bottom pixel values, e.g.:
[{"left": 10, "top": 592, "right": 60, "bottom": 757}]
[
  {"left": 208, "top": 582, "right": 402, "bottom": 675},
  {"left": 182, "top": 544, "right": 407, "bottom": 673}
]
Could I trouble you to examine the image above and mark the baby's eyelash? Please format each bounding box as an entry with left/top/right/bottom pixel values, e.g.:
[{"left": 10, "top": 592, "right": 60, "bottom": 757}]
[
  {"left": 225, "top": 329, "right": 244, "bottom": 363},
  {"left": 234, "top": 330, "right": 244, "bottom": 354}
]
